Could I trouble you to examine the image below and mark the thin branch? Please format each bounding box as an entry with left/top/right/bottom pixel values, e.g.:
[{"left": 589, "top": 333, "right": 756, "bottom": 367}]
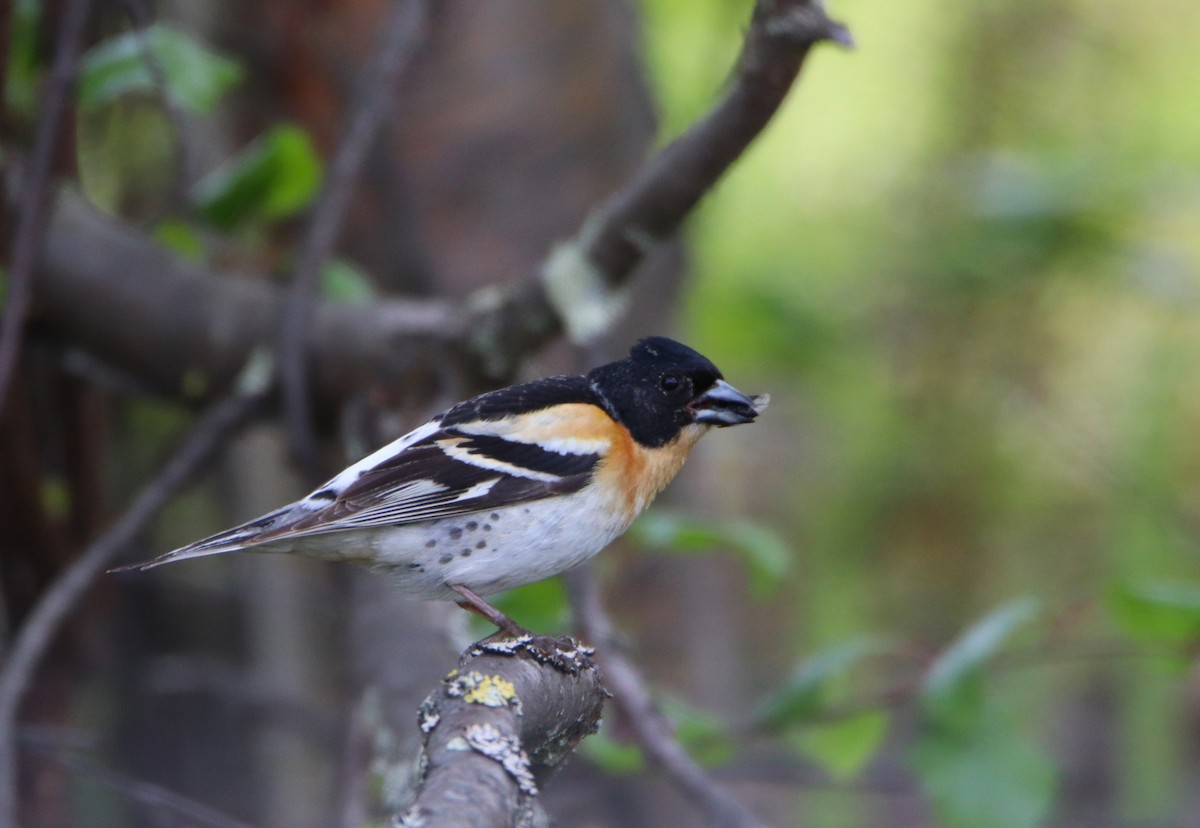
[
  {"left": 566, "top": 566, "right": 771, "bottom": 828},
  {"left": 0, "top": 387, "right": 266, "bottom": 826},
  {"left": 469, "top": 0, "right": 853, "bottom": 376},
  {"left": 0, "top": 0, "right": 12, "bottom": 137},
  {"left": 0, "top": 0, "right": 95, "bottom": 418},
  {"left": 279, "top": 0, "right": 428, "bottom": 477},
  {"left": 24, "top": 742, "right": 259, "bottom": 828},
  {"left": 583, "top": 0, "right": 852, "bottom": 282}
]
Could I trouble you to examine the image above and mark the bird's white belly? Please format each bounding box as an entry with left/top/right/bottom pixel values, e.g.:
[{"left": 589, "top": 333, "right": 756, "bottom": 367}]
[{"left": 296, "top": 486, "right": 632, "bottom": 600}]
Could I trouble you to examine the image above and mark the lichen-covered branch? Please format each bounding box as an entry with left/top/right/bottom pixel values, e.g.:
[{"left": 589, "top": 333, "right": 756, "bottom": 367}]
[{"left": 399, "top": 635, "right": 606, "bottom": 828}]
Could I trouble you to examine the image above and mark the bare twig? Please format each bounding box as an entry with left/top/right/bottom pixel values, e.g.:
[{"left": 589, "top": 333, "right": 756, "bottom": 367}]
[
  {"left": 401, "top": 634, "right": 606, "bottom": 828},
  {"left": 581, "top": 0, "right": 852, "bottom": 281},
  {"left": 468, "top": 0, "right": 853, "bottom": 376},
  {"left": 0, "top": 0, "right": 12, "bottom": 137},
  {"left": 567, "top": 566, "right": 771, "bottom": 828},
  {"left": 0, "top": 388, "right": 265, "bottom": 826},
  {"left": 279, "top": 0, "right": 428, "bottom": 477},
  {"left": 0, "top": 0, "right": 95, "bottom": 418},
  {"left": 24, "top": 742, "right": 258, "bottom": 828}
]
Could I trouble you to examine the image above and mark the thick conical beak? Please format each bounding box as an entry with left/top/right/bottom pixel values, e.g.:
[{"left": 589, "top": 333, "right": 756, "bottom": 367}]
[{"left": 692, "top": 379, "right": 766, "bottom": 427}]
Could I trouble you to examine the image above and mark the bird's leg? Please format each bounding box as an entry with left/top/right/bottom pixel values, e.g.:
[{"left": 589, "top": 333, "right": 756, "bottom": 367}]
[{"left": 451, "top": 584, "right": 527, "bottom": 637}]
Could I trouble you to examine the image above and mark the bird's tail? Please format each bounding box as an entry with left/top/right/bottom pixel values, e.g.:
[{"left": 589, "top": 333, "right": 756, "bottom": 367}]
[{"left": 108, "top": 506, "right": 294, "bottom": 573}]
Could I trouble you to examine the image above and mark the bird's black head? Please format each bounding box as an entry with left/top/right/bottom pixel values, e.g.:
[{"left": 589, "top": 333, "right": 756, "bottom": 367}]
[{"left": 587, "top": 337, "right": 761, "bottom": 447}]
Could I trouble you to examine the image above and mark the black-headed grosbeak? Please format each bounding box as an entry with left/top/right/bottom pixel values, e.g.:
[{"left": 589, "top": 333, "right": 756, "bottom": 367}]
[{"left": 115, "top": 337, "right": 767, "bottom": 631}]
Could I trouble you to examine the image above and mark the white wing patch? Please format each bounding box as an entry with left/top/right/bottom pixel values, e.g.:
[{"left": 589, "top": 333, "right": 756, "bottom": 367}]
[{"left": 320, "top": 418, "right": 443, "bottom": 494}]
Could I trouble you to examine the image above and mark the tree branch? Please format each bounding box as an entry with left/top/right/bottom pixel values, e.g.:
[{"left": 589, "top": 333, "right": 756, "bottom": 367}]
[
  {"left": 18, "top": 177, "right": 462, "bottom": 407},
  {"left": 473, "top": 0, "right": 852, "bottom": 368},
  {"left": 23, "top": 741, "right": 258, "bottom": 828},
  {"left": 0, "top": 386, "right": 266, "bottom": 826},
  {"left": 280, "top": 0, "right": 428, "bottom": 475},
  {"left": 9, "top": 0, "right": 849, "bottom": 405},
  {"left": 398, "top": 634, "right": 606, "bottom": 828},
  {"left": 0, "top": 0, "right": 94, "bottom": 418}
]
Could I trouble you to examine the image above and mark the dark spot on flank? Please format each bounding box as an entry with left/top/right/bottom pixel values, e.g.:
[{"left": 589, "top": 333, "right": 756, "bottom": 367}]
[
  {"left": 449, "top": 527, "right": 463, "bottom": 540},
  {"left": 476, "top": 540, "right": 487, "bottom": 549},
  {"left": 460, "top": 549, "right": 471, "bottom": 557},
  {"left": 491, "top": 513, "right": 500, "bottom": 521},
  {"left": 311, "top": 489, "right": 337, "bottom": 501},
  {"left": 425, "top": 540, "right": 437, "bottom": 548},
  {"left": 408, "top": 562, "right": 422, "bottom": 570},
  {"left": 438, "top": 553, "right": 453, "bottom": 565},
  {"left": 465, "top": 521, "right": 478, "bottom": 531},
  {"left": 483, "top": 524, "right": 492, "bottom": 532}
]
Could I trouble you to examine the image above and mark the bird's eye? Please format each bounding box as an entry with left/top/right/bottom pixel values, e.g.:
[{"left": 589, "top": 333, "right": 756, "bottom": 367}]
[{"left": 660, "top": 373, "right": 682, "bottom": 393}]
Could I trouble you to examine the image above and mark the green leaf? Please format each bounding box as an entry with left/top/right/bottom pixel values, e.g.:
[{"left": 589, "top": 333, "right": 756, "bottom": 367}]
[
  {"left": 922, "top": 598, "right": 1038, "bottom": 725},
  {"left": 5, "top": 0, "right": 42, "bottom": 118},
  {"left": 629, "top": 511, "right": 791, "bottom": 596},
  {"left": 80, "top": 24, "right": 243, "bottom": 114},
  {"left": 792, "top": 711, "right": 888, "bottom": 780},
  {"left": 153, "top": 219, "right": 204, "bottom": 260},
  {"left": 754, "top": 637, "right": 887, "bottom": 729},
  {"left": 190, "top": 125, "right": 322, "bottom": 230},
  {"left": 321, "top": 260, "right": 376, "bottom": 305},
  {"left": 659, "top": 696, "right": 735, "bottom": 768},
  {"left": 1111, "top": 580, "right": 1200, "bottom": 642},
  {"left": 581, "top": 727, "right": 644, "bottom": 774},
  {"left": 911, "top": 700, "right": 1056, "bottom": 828}
]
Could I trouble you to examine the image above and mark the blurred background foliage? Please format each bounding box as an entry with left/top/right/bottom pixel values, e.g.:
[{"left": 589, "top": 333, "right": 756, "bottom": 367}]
[
  {"left": 637, "top": 0, "right": 1200, "bottom": 824},
  {"left": 5, "top": 0, "right": 1200, "bottom": 825}
]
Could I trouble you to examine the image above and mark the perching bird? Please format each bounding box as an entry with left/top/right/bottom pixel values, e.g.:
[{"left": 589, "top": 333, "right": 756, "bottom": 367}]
[{"left": 113, "top": 337, "right": 767, "bottom": 632}]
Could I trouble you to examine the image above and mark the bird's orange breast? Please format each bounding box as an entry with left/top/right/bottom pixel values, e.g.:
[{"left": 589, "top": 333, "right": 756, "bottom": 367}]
[{"left": 596, "top": 422, "right": 708, "bottom": 521}]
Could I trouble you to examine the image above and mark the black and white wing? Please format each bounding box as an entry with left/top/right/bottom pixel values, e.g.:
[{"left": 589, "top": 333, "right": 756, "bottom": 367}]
[{"left": 112, "top": 385, "right": 608, "bottom": 571}]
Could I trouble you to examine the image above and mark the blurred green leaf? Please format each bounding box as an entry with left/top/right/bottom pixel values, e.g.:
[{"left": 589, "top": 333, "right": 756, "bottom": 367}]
[
  {"left": 630, "top": 511, "right": 790, "bottom": 596},
  {"left": 153, "top": 219, "right": 204, "bottom": 260},
  {"left": 581, "top": 726, "right": 644, "bottom": 774},
  {"left": 792, "top": 710, "right": 888, "bottom": 780},
  {"left": 80, "top": 24, "right": 243, "bottom": 114},
  {"left": 660, "top": 695, "right": 735, "bottom": 768},
  {"left": 190, "top": 125, "right": 322, "bottom": 230},
  {"left": 754, "top": 637, "right": 887, "bottom": 729},
  {"left": 922, "top": 598, "right": 1038, "bottom": 726},
  {"left": 41, "top": 476, "right": 71, "bottom": 520},
  {"left": 486, "top": 578, "right": 569, "bottom": 637},
  {"left": 1111, "top": 580, "right": 1200, "bottom": 642},
  {"left": 5, "top": 0, "right": 41, "bottom": 118},
  {"left": 321, "top": 260, "right": 376, "bottom": 305},
  {"left": 911, "top": 700, "right": 1056, "bottom": 828}
]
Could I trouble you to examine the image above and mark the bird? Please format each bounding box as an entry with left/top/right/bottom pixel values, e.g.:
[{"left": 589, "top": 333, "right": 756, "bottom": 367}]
[{"left": 112, "top": 337, "right": 767, "bottom": 633}]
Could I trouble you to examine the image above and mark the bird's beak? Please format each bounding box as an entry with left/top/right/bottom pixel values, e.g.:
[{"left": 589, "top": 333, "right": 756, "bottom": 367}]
[{"left": 691, "top": 380, "right": 768, "bottom": 427}]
